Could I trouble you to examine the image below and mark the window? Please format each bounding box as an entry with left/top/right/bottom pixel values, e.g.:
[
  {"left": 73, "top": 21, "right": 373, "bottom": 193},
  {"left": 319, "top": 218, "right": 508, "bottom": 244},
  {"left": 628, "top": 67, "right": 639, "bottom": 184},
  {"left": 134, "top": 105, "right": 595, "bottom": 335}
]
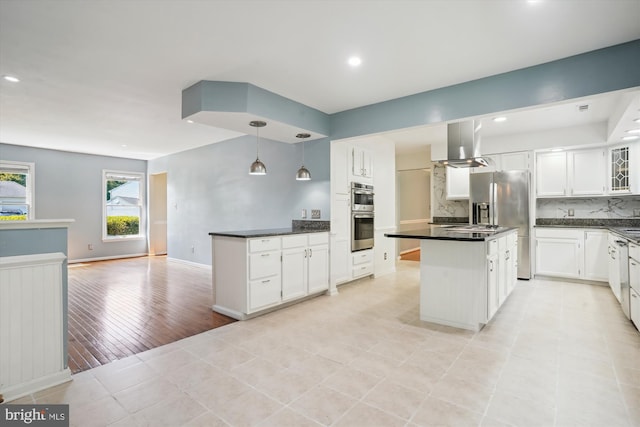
[
  {"left": 0, "top": 161, "right": 34, "bottom": 220},
  {"left": 103, "top": 170, "right": 145, "bottom": 240}
]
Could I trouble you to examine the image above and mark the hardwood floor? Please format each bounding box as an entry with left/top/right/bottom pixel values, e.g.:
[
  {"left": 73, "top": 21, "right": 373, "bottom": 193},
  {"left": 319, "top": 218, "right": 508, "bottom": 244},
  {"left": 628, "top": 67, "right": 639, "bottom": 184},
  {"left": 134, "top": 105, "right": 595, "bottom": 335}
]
[
  {"left": 66, "top": 256, "right": 235, "bottom": 374},
  {"left": 400, "top": 248, "right": 420, "bottom": 261}
]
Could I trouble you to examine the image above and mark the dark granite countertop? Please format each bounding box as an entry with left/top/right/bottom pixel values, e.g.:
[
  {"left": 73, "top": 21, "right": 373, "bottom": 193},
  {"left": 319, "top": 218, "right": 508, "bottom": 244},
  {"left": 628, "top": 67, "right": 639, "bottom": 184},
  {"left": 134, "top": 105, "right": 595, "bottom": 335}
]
[
  {"left": 535, "top": 220, "right": 640, "bottom": 244},
  {"left": 385, "top": 225, "right": 517, "bottom": 242},
  {"left": 430, "top": 216, "right": 470, "bottom": 225},
  {"left": 210, "top": 220, "right": 330, "bottom": 238}
]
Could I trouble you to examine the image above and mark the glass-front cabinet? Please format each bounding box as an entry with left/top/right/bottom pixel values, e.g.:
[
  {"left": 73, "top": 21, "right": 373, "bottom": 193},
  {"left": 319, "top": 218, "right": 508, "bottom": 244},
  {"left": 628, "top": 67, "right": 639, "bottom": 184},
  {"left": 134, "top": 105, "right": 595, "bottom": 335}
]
[{"left": 609, "top": 145, "right": 630, "bottom": 193}]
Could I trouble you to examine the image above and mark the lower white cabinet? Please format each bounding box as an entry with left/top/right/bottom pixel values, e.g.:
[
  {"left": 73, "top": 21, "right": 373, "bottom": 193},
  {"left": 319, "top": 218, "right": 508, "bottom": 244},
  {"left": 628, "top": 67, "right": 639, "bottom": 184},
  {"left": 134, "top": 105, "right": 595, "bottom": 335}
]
[
  {"left": 631, "top": 288, "right": 640, "bottom": 330},
  {"left": 213, "top": 232, "right": 329, "bottom": 320},
  {"left": 352, "top": 249, "right": 374, "bottom": 279},
  {"left": 487, "top": 232, "right": 517, "bottom": 321},
  {"left": 535, "top": 227, "right": 608, "bottom": 282}
]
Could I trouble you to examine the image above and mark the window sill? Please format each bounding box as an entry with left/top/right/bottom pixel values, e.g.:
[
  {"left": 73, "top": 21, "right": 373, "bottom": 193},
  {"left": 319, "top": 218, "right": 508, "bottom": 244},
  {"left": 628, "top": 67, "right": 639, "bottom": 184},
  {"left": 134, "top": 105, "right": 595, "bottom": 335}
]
[{"left": 102, "top": 235, "right": 146, "bottom": 243}]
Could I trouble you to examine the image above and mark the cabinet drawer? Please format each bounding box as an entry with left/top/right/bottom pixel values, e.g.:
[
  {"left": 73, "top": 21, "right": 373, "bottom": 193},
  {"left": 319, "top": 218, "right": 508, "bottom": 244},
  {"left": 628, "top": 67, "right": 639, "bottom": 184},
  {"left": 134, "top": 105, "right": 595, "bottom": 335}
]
[
  {"left": 249, "top": 252, "right": 280, "bottom": 280},
  {"left": 630, "top": 243, "right": 639, "bottom": 262},
  {"left": 308, "top": 232, "right": 329, "bottom": 245},
  {"left": 535, "top": 228, "right": 582, "bottom": 239},
  {"left": 249, "top": 237, "right": 281, "bottom": 253},
  {"left": 353, "top": 250, "right": 373, "bottom": 265},
  {"left": 487, "top": 239, "right": 499, "bottom": 255},
  {"left": 249, "top": 276, "right": 281, "bottom": 311},
  {"left": 352, "top": 263, "right": 373, "bottom": 278},
  {"left": 282, "top": 234, "right": 307, "bottom": 249}
]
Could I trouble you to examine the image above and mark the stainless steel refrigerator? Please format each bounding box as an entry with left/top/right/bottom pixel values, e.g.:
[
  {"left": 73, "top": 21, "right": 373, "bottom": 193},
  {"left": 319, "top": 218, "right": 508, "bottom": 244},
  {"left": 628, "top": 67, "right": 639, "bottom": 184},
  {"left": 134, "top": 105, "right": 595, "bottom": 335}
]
[{"left": 470, "top": 171, "right": 531, "bottom": 279}]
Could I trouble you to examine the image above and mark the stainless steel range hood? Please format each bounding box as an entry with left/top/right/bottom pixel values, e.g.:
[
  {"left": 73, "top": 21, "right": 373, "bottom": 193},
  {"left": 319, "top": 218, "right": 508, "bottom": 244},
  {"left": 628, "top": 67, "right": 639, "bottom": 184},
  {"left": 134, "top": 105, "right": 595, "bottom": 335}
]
[{"left": 439, "top": 120, "right": 490, "bottom": 168}]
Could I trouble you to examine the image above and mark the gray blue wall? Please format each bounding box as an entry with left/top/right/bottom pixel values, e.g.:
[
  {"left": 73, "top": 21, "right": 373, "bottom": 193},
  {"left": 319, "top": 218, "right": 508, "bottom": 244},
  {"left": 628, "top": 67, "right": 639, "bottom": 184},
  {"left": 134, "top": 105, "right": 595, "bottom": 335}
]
[
  {"left": 0, "top": 143, "right": 147, "bottom": 260},
  {"left": 148, "top": 134, "right": 330, "bottom": 265}
]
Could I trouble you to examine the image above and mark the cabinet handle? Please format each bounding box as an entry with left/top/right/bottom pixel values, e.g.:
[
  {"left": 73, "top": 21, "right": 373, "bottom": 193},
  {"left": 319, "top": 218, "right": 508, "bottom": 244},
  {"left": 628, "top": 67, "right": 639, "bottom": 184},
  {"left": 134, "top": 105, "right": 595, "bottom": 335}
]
[
  {"left": 261, "top": 253, "right": 270, "bottom": 257},
  {"left": 261, "top": 279, "right": 270, "bottom": 284},
  {"left": 304, "top": 249, "right": 308, "bottom": 258},
  {"left": 309, "top": 248, "right": 313, "bottom": 257},
  {"left": 489, "top": 260, "right": 494, "bottom": 272},
  {"left": 633, "top": 293, "right": 637, "bottom": 299},
  {"left": 261, "top": 239, "right": 270, "bottom": 243}
]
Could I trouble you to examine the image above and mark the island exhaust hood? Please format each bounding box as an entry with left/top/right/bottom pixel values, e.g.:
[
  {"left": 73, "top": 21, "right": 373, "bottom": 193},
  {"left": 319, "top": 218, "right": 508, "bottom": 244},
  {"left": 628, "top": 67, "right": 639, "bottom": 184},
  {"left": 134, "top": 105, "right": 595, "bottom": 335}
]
[{"left": 439, "top": 120, "right": 490, "bottom": 168}]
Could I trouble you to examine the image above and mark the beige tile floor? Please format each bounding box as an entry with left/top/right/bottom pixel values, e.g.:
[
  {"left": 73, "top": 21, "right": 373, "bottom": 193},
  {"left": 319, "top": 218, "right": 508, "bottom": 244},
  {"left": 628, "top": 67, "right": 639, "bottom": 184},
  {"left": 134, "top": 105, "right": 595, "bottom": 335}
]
[{"left": 11, "top": 261, "right": 640, "bottom": 426}]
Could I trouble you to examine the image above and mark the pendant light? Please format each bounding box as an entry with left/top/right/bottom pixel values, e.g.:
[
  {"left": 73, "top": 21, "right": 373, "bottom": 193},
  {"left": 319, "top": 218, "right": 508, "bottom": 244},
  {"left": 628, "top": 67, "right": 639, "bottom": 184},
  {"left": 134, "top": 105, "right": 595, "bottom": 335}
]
[
  {"left": 249, "top": 120, "right": 267, "bottom": 175},
  {"left": 295, "top": 133, "right": 311, "bottom": 181}
]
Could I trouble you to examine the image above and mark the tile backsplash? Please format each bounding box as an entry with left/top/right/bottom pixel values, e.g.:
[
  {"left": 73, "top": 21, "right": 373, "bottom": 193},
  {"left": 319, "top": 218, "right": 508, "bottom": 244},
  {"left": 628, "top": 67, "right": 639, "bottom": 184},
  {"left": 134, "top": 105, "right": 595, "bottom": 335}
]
[{"left": 536, "top": 196, "right": 640, "bottom": 219}]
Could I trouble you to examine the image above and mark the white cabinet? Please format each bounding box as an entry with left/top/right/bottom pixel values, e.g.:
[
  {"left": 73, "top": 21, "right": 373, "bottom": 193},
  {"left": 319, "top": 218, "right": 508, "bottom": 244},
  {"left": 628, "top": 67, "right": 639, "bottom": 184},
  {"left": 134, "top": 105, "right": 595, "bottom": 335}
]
[
  {"left": 331, "top": 142, "right": 350, "bottom": 195},
  {"left": 472, "top": 151, "right": 530, "bottom": 174},
  {"left": 536, "top": 151, "right": 567, "bottom": 197},
  {"left": 535, "top": 227, "right": 608, "bottom": 282},
  {"left": 584, "top": 230, "right": 608, "bottom": 282},
  {"left": 445, "top": 166, "right": 470, "bottom": 199},
  {"left": 608, "top": 143, "right": 640, "bottom": 195},
  {"left": 631, "top": 287, "right": 640, "bottom": 330},
  {"left": 487, "top": 240, "right": 500, "bottom": 320},
  {"left": 352, "top": 249, "right": 374, "bottom": 279},
  {"left": 567, "top": 148, "right": 606, "bottom": 196},
  {"left": 307, "top": 233, "right": 329, "bottom": 294},
  {"left": 212, "top": 232, "right": 329, "bottom": 320},
  {"left": 281, "top": 233, "right": 329, "bottom": 300},
  {"left": 351, "top": 146, "right": 373, "bottom": 180},
  {"left": 248, "top": 237, "right": 282, "bottom": 311},
  {"left": 330, "top": 193, "right": 352, "bottom": 286},
  {"left": 501, "top": 151, "right": 531, "bottom": 171},
  {"left": 608, "top": 232, "right": 622, "bottom": 303},
  {"left": 535, "top": 228, "right": 581, "bottom": 278}
]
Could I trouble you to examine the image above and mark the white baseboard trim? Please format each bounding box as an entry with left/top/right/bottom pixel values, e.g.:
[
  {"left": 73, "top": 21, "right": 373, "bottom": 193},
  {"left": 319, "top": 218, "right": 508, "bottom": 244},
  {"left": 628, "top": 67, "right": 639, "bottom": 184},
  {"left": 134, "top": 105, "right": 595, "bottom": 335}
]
[
  {"left": 2, "top": 368, "right": 71, "bottom": 403},
  {"left": 69, "top": 253, "right": 148, "bottom": 264},
  {"left": 167, "top": 257, "right": 210, "bottom": 269}
]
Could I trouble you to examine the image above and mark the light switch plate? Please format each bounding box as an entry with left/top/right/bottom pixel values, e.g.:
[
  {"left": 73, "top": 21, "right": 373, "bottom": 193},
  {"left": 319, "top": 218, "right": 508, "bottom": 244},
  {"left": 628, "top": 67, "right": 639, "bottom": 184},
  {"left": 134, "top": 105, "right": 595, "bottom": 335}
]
[
  {"left": 311, "top": 209, "right": 321, "bottom": 219},
  {"left": 634, "top": 208, "right": 640, "bottom": 217}
]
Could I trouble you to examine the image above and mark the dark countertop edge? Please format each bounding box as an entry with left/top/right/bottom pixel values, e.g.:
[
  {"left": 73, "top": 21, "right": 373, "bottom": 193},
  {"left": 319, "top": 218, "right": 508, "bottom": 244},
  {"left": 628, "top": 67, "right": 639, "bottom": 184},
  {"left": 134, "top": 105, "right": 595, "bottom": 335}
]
[
  {"left": 210, "top": 228, "right": 329, "bottom": 238},
  {"left": 535, "top": 224, "right": 640, "bottom": 244},
  {"left": 385, "top": 227, "right": 517, "bottom": 242},
  {"left": 535, "top": 219, "right": 640, "bottom": 227}
]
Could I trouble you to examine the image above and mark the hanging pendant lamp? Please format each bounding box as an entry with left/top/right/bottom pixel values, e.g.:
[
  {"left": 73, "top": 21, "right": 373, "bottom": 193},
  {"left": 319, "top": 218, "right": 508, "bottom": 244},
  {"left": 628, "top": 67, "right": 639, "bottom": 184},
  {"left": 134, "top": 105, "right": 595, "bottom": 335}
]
[
  {"left": 249, "top": 120, "right": 267, "bottom": 175},
  {"left": 295, "top": 133, "right": 311, "bottom": 181}
]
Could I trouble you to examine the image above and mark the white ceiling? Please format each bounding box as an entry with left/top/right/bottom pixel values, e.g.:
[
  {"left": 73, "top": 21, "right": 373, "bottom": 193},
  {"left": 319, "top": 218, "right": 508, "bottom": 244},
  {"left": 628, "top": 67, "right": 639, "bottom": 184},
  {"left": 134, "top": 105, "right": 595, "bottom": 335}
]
[{"left": 0, "top": 0, "right": 639, "bottom": 160}]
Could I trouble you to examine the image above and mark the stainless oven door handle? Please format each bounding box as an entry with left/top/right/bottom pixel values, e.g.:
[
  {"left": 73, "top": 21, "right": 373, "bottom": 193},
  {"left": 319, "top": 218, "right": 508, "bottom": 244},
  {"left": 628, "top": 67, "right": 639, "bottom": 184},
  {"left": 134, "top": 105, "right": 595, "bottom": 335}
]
[{"left": 353, "top": 214, "right": 374, "bottom": 219}]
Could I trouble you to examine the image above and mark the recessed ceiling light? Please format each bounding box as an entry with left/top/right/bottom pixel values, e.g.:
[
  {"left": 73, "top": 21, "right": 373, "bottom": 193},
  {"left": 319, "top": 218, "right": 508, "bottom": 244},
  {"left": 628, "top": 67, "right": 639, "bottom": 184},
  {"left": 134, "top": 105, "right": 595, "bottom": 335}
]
[
  {"left": 121, "top": 144, "right": 127, "bottom": 148},
  {"left": 622, "top": 135, "right": 639, "bottom": 141},
  {"left": 3, "top": 75, "right": 19, "bottom": 83},
  {"left": 347, "top": 56, "right": 362, "bottom": 67},
  {"left": 186, "top": 119, "right": 194, "bottom": 124},
  {"left": 493, "top": 117, "right": 507, "bottom": 123}
]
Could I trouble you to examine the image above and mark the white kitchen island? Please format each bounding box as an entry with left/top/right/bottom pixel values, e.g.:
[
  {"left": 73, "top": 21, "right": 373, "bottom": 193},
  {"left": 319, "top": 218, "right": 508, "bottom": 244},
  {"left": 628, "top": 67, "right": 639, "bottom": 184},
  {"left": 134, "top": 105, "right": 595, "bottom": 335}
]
[{"left": 386, "top": 225, "right": 518, "bottom": 331}]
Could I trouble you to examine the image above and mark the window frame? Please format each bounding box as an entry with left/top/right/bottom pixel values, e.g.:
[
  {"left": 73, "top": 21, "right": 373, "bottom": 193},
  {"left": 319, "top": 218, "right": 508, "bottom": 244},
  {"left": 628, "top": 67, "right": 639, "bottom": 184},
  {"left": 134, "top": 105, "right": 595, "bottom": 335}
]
[
  {"left": 102, "top": 169, "right": 146, "bottom": 242},
  {"left": 0, "top": 160, "right": 35, "bottom": 220}
]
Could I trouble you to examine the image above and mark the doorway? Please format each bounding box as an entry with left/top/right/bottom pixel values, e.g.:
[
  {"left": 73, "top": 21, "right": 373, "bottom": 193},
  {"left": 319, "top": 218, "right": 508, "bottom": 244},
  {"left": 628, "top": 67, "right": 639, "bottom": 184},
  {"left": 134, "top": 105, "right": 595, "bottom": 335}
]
[
  {"left": 149, "top": 172, "right": 167, "bottom": 255},
  {"left": 396, "top": 168, "right": 431, "bottom": 260}
]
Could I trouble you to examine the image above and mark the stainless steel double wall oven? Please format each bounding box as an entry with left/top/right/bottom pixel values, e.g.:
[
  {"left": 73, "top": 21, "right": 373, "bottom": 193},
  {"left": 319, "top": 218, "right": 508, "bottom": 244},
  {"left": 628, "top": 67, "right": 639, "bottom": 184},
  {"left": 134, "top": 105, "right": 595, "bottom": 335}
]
[{"left": 351, "top": 182, "right": 374, "bottom": 252}]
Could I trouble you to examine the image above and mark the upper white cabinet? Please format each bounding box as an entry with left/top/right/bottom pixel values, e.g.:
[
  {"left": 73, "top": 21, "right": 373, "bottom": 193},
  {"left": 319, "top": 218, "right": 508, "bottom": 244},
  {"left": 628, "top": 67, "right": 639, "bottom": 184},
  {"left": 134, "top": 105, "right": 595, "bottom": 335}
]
[
  {"left": 472, "top": 151, "right": 531, "bottom": 173},
  {"left": 501, "top": 151, "right": 531, "bottom": 171},
  {"left": 608, "top": 143, "right": 639, "bottom": 194},
  {"left": 567, "top": 148, "right": 606, "bottom": 196},
  {"left": 351, "top": 146, "right": 374, "bottom": 180},
  {"left": 536, "top": 144, "right": 639, "bottom": 197},
  {"left": 445, "top": 166, "right": 470, "bottom": 199},
  {"left": 536, "top": 151, "right": 568, "bottom": 197}
]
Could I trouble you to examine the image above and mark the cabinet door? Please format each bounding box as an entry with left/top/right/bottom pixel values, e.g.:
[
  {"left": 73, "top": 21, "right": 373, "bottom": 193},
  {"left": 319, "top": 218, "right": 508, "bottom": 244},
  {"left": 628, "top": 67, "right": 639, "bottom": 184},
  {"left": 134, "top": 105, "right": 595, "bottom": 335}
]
[
  {"left": 497, "top": 237, "right": 508, "bottom": 306},
  {"left": 608, "top": 240, "right": 621, "bottom": 302},
  {"left": 487, "top": 254, "right": 499, "bottom": 320},
  {"left": 536, "top": 152, "right": 567, "bottom": 197},
  {"left": 584, "top": 230, "right": 608, "bottom": 282},
  {"left": 608, "top": 145, "right": 632, "bottom": 194},
  {"left": 568, "top": 149, "right": 606, "bottom": 196},
  {"left": 308, "top": 244, "right": 329, "bottom": 293},
  {"left": 331, "top": 142, "right": 350, "bottom": 195},
  {"left": 249, "top": 251, "right": 280, "bottom": 280},
  {"left": 352, "top": 146, "right": 363, "bottom": 177},
  {"left": 535, "top": 237, "right": 581, "bottom": 278},
  {"left": 501, "top": 151, "right": 530, "bottom": 171},
  {"left": 282, "top": 247, "right": 307, "bottom": 301},
  {"left": 446, "top": 166, "right": 470, "bottom": 200},
  {"left": 362, "top": 148, "right": 374, "bottom": 178},
  {"left": 630, "top": 288, "right": 640, "bottom": 330},
  {"left": 330, "top": 194, "right": 351, "bottom": 285}
]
